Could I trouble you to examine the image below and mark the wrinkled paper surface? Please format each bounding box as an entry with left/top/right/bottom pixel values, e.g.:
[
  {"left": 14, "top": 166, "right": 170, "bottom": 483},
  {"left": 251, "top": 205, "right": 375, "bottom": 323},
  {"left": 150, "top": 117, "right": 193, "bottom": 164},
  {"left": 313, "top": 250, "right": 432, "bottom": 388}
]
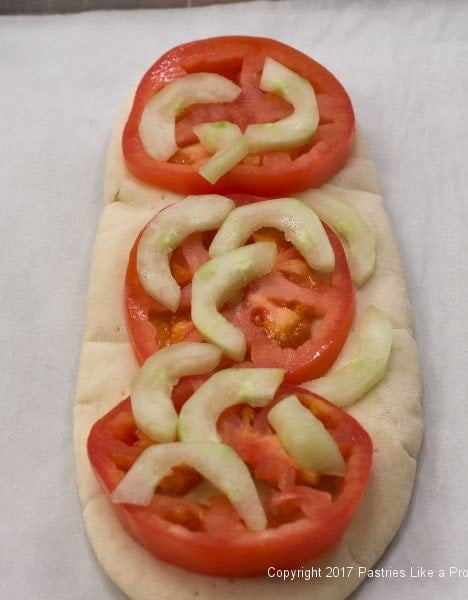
[{"left": 1, "top": 2, "right": 467, "bottom": 598}]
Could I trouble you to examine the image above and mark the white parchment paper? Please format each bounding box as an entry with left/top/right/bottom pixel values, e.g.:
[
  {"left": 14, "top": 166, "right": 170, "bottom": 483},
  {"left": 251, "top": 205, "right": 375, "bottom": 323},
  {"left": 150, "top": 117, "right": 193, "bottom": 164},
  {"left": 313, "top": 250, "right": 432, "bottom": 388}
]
[{"left": 1, "top": 1, "right": 467, "bottom": 598}]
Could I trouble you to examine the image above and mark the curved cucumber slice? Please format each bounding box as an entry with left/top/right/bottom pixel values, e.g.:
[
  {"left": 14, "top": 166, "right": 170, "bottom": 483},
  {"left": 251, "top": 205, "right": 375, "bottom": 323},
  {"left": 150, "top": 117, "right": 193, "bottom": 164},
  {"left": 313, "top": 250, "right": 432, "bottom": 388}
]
[
  {"left": 245, "top": 57, "right": 319, "bottom": 153},
  {"left": 139, "top": 73, "right": 241, "bottom": 161},
  {"left": 130, "top": 342, "right": 222, "bottom": 443},
  {"left": 194, "top": 121, "right": 248, "bottom": 184},
  {"left": 209, "top": 198, "right": 334, "bottom": 272},
  {"left": 302, "top": 189, "right": 376, "bottom": 286},
  {"left": 194, "top": 120, "right": 243, "bottom": 153},
  {"left": 192, "top": 242, "right": 278, "bottom": 360},
  {"left": 178, "top": 368, "right": 284, "bottom": 442},
  {"left": 111, "top": 441, "right": 267, "bottom": 531},
  {"left": 268, "top": 395, "right": 346, "bottom": 475},
  {"left": 304, "top": 306, "right": 393, "bottom": 407},
  {"left": 137, "top": 195, "right": 234, "bottom": 311}
]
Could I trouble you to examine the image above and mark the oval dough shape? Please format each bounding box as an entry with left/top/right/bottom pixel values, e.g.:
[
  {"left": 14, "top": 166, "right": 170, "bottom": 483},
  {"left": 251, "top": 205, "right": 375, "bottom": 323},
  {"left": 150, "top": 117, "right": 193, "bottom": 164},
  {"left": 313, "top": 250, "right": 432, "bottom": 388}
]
[{"left": 74, "top": 93, "right": 422, "bottom": 599}]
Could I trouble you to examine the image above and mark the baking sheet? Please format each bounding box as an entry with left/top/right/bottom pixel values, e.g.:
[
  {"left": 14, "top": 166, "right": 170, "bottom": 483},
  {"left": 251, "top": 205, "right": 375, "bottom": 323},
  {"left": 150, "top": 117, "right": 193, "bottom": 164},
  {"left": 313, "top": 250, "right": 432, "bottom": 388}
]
[{"left": 1, "top": 1, "right": 467, "bottom": 598}]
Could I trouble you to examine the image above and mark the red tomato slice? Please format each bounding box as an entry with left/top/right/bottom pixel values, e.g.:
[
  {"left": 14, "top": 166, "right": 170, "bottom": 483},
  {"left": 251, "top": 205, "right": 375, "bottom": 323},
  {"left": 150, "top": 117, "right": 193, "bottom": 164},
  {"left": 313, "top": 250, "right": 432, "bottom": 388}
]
[
  {"left": 226, "top": 223, "right": 355, "bottom": 383},
  {"left": 123, "top": 36, "right": 355, "bottom": 196},
  {"left": 87, "top": 385, "right": 372, "bottom": 576},
  {"left": 125, "top": 210, "right": 354, "bottom": 384}
]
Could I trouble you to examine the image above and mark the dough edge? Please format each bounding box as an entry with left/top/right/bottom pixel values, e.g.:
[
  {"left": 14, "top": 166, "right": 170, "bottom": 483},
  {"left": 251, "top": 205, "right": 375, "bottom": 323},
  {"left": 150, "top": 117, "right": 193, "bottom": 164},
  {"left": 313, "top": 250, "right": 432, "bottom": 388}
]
[{"left": 74, "top": 98, "right": 423, "bottom": 600}]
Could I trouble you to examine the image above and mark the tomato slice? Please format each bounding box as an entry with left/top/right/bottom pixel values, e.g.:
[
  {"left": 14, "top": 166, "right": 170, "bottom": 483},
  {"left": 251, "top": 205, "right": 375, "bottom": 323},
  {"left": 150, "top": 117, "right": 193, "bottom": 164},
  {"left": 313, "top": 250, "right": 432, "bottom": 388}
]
[
  {"left": 87, "top": 385, "right": 372, "bottom": 576},
  {"left": 123, "top": 36, "right": 354, "bottom": 196},
  {"left": 125, "top": 230, "right": 204, "bottom": 365},
  {"left": 226, "top": 222, "right": 355, "bottom": 383},
  {"left": 125, "top": 208, "right": 354, "bottom": 384}
]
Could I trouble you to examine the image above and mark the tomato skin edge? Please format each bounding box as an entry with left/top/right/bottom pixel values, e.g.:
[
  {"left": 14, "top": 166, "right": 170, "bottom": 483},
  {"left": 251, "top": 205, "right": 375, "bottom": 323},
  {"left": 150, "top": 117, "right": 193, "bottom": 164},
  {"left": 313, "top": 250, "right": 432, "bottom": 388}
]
[
  {"left": 226, "top": 223, "right": 356, "bottom": 384},
  {"left": 124, "top": 216, "right": 355, "bottom": 385},
  {"left": 122, "top": 35, "right": 355, "bottom": 196},
  {"left": 87, "top": 387, "right": 372, "bottom": 577},
  {"left": 122, "top": 134, "right": 354, "bottom": 197}
]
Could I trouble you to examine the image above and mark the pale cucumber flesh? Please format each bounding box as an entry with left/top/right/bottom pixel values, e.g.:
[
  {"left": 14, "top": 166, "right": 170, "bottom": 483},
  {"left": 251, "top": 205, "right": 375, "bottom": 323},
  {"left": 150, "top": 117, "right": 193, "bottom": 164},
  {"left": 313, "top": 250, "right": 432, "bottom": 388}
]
[
  {"left": 268, "top": 395, "right": 346, "bottom": 475},
  {"left": 300, "top": 187, "right": 376, "bottom": 286},
  {"left": 191, "top": 242, "right": 277, "bottom": 360},
  {"left": 111, "top": 441, "right": 267, "bottom": 531},
  {"left": 137, "top": 194, "right": 234, "bottom": 311},
  {"left": 245, "top": 57, "right": 319, "bottom": 153},
  {"left": 303, "top": 306, "right": 393, "bottom": 406},
  {"left": 194, "top": 121, "right": 243, "bottom": 153},
  {"left": 198, "top": 133, "right": 248, "bottom": 184},
  {"left": 139, "top": 73, "right": 241, "bottom": 161},
  {"left": 209, "top": 197, "right": 334, "bottom": 272},
  {"left": 193, "top": 121, "right": 249, "bottom": 183},
  {"left": 178, "top": 368, "right": 284, "bottom": 442},
  {"left": 130, "top": 342, "right": 222, "bottom": 443}
]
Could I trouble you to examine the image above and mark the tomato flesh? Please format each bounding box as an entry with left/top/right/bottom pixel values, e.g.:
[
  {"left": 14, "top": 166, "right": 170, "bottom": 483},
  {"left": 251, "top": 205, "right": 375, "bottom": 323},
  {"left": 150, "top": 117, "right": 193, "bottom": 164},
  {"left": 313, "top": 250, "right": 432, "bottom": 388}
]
[
  {"left": 123, "top": 36, "right": 355, "bottom": 196},
  {"left": 87, "top": 385, "right": 372, "bottom": 576},
  {"left": 125, "top": 208, "right": 354, "bottom": 384},
  {"left": 227, "top": 223, "right": 355, "bottom": 382}
]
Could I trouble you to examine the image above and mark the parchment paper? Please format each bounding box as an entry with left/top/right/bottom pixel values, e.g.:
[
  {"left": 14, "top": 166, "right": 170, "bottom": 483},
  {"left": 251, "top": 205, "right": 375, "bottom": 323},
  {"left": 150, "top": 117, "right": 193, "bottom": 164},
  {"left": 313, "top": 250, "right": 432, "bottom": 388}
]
[{"left": 1, "top": 1, "right": 467, "bottom": 598}]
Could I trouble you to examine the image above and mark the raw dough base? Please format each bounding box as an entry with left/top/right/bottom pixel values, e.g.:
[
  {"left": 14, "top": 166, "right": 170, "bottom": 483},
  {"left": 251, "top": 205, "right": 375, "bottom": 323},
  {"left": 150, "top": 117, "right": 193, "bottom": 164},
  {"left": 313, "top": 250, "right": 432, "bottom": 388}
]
[{"left": 74, "top": 98, "right": 423, "bottom": 599}]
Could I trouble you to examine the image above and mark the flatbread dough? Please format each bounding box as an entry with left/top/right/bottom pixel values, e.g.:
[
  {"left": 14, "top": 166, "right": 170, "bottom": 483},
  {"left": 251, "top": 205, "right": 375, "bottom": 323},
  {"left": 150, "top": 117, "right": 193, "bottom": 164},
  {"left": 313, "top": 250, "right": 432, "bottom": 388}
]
[{"left": 74, "top": 96, "right": 423, "bottom": 599}]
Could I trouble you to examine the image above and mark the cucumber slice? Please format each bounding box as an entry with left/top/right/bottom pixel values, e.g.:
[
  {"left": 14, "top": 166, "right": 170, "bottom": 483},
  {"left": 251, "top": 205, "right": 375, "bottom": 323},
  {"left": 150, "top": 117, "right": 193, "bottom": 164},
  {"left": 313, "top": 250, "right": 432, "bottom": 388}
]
[
  {"left": 209, "top": 198, "right": 334, "bottom": 272},
  {"left": 301, "top": 189, "right": 376, "bottom": 286},
  {"left": 267, "top": 395, "right": 346, "bottom": 475},
  {"left": 304, "top": 306, "right": 393, "bottom": 406},
  {"left": 194, "top": 120, "right": 242, "bottom": 153},
  {"left": 178, "top": 368, "right": 284, "bottom": 442},
  {"left": 199, "top": 138, "right": 248, "bottom": 185},
  {"left": 192, "top": 242, "right": 277, "bottom": 360},
  {"left": 130, "top": 342, "right": 222, "bottom": 443},
  {"left": 137, "top": 195, "right": 234, "bottom": 311},
  {"left": 194, "top": 122, "right": 248, "bottom": 184},
  {"left": 111, "top": 441, "right": 267, "bottom": 531},
  {"left": 139, "top": 73, "right": 241, "bottom": 161},
  {"left": 244, "top": 57, "right": 319, "bottom": 153}
]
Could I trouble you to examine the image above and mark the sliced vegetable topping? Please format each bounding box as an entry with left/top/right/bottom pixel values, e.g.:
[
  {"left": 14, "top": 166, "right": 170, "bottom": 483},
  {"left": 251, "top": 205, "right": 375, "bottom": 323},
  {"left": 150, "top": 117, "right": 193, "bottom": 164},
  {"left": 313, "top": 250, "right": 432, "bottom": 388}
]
[
  {"left": 178, "top": 368, "right": 284, "bottom": 442},
  {"left": 194, "top": 121, "right": 242, "bottom": 154},
  {"left": 209, "top": 197, "right": 335, "bottom": 272},
  {"left": 139, "top": 73, "right": 241, "bottom": 161},
  {"left": 87, "top": 386, "right": 372, "bottom": 576},
  {"left": 125, "top": 210, "right": 355, "bottom": 381},
  {"left": 245, "top": 57, "right": 319, "bottom": 153},
  {"left": 304, "top": 306, "right": 393, "bottom": 406},
  {"left": 193, "top": 55, "right": 320, "bottom": 183},
  {"left": 225, "top": 220, "right": 355, "bottom": 383},
  {"left": 300, "top": 188, "right": 376, "bottom": 286},
  {"left": 137, "top": 195, "right": 234, "bottom": 311},
  {"left": 191, "top": 242, "right": 278, "bottom": 360},
  {"left": 112, "top": 441, "right": 267, "bottom": 531},
  {"left": 131, "top": 342, "right": 222, "bottom": 443},
  {"left": 268, "top": 394, "right": 346, "bottom": 475},
  {"left": 194, "top": 121, "right": 248, "bottom": 184},
  {"left": 123, "top": 36, "right": 355, "bottom": 196}
]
